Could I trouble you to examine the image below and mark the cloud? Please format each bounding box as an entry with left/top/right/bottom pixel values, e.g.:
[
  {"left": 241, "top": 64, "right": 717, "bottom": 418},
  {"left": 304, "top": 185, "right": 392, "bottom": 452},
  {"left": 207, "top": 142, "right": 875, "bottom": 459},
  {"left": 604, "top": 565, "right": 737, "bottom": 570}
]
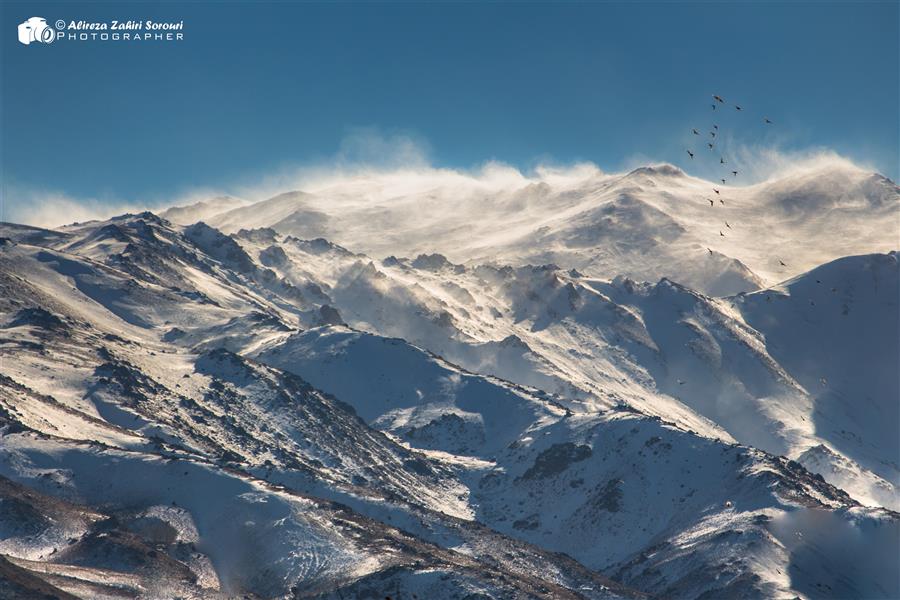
[
  {"left": 226, "top": 128, "right": 436, "bottom": 202},
  {"left": 1, "top": 185, "right": 231, "bottom": 229},
  {"left": 217, "top": 129, "right": 607, "bottom": 209},
  {"left": 2, "top": 189, "right": 139, "bottom": 229},
  {"left": 669, "top": 121, "right": 873, "bottom": 184},
  {"left": 335, "top": 127, "right": 432, "bottom": 170},
  {"left": 2, "top": 127, "right": 878, "bottom": 229},
  {"left": 725, "top": 144, "right": 872, "bottom": 182}
]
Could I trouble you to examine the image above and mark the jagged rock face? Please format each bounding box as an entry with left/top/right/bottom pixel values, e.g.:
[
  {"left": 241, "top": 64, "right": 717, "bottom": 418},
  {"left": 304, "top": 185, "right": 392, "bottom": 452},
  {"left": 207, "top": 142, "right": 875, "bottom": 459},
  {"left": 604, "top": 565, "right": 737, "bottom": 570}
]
[{"left": 0, "top": 168, "right": 897, "bottom": 600}]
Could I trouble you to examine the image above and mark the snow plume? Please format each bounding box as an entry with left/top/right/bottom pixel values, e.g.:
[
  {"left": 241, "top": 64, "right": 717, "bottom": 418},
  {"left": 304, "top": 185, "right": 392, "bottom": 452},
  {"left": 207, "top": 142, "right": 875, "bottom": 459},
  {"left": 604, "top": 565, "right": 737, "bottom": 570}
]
[
  {"left": 724, "top": 145, "right": 873, "bottom": 183},
  {"left": 230, "top": 128, "right": 603, "bottom": 206},
  {"left": 439, "top": 373, "right": 464, "bottom": 402},
  {"left": 2, "top": 127, "right": 882, "bottom": 230},
  {"left": 238, "top": 130, "right": 874, "bottom": 211},
  {"left": 2, "top": 184, "right": 227, "bottom": 229},
  {"left": 336, "top": 126, "right": 433, "bottom": 170},
  {"left": 2, "top": 188, "right": 140, "bottom": 229}
]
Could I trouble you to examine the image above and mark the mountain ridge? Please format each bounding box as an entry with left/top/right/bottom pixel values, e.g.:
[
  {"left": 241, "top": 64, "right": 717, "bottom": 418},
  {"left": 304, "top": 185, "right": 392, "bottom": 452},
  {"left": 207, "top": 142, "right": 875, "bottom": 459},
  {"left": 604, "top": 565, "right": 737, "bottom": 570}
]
[
  {"left": 160, "top": 161, "right": 900, "bottom": 296},
  {"left": 0, "top": 178, "right": 896, "bottom": 598}
]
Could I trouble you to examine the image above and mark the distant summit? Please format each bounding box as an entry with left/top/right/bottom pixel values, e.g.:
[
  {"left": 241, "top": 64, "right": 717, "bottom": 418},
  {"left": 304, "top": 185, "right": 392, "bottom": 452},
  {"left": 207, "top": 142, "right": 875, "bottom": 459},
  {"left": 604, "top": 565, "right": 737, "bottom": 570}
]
[
  {"left": 161, "top": 161, "right": 898, "bottom": 296},
  {"left": 160, "top": 195, "right": 246, "bottom": 225}
]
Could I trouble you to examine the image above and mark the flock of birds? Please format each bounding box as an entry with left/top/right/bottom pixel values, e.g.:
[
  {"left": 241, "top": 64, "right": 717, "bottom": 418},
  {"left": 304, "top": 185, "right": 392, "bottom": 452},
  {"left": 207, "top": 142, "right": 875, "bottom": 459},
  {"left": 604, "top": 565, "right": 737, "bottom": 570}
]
[
  {"left": 686, "top": 95, "right": 844, "bottom": 316},
  {"left": 685, "top": 94, "right": 784, "bottom": 268},
  {"left": 673, "top": 94, "right": 845, "bottom": 390}
]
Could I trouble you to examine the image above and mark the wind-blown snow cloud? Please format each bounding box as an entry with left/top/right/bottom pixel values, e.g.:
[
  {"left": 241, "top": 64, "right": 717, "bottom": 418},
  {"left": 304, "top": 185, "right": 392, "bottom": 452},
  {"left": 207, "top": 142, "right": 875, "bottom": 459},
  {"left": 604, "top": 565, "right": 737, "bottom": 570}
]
[
  {"left": 3, "top": 185, "right": 229, "bottom": 229},
  {"left": 3, "top": 127, "right": 881, "bottom": 229},
  {"left": 221, "top": 129, "right": 606, "bottom": 212},
  {"left": 725, "top": 145, "right": 875, "bottom": 182},
  {"left": 2, "top": 188, "right": 141, "bottom": 229}
]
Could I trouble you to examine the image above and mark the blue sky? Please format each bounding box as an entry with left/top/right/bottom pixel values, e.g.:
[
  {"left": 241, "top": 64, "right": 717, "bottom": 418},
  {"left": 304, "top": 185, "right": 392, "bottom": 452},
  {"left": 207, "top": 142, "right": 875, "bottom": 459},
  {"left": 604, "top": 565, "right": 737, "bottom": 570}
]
[{"left": 1, "top": 1, "right": 898, "bottom": 221}]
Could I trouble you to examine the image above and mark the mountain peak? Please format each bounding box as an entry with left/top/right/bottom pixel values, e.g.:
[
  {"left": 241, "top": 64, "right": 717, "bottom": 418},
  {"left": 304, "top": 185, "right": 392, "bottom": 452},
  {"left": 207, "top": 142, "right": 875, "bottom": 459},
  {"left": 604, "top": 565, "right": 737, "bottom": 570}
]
[{"left": 624, "top": 163, "right": 686, "bottom": 178}]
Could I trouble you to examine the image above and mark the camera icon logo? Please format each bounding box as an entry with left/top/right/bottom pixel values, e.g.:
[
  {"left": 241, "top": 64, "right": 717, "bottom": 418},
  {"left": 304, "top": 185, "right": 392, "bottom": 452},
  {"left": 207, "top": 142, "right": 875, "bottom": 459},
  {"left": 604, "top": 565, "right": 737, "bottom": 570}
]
[{"left": 18, "top": 17, "right": 56, "bottom": 45}]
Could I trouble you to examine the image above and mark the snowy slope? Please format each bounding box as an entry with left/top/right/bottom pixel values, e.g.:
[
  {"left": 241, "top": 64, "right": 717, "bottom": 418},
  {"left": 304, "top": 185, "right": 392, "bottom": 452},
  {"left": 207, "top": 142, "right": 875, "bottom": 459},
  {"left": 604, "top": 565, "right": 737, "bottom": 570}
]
[
  {"left": 160, "top": 196, "right": 247, "bottom": 226},
  {"left": 254, "top": 326, "right": 566, "bottom": 456},
  {"left": 228, "top": 225, "right": 899, "bottom": 511},
  {"left": 0, "top": 231, "right": 640, "bottom": 599},
  {"left": 0, "top": 195, "right": 897, "bottom": 599},
  {"left": 200, "top": 160, "right": 899, "bottom": 296},
  {"left": 734, "top": 252, "right": 900, "bottom": 508},
  {"left": 250, "top": 323, "right": 898, "bottom": 597}
]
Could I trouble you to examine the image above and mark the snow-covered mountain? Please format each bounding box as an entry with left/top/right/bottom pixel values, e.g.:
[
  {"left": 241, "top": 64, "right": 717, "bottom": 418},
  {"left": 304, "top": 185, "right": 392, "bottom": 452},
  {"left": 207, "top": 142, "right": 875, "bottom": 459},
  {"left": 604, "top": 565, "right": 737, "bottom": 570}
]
[
  {"left": 160, "top": 196, "right": 248, "bottom": 227},
  {"left": 167, "top": 159, "right": 900, "bottom": 297},
  {"left": 0, "top": 162, "right": 897, "bottom": 599}
]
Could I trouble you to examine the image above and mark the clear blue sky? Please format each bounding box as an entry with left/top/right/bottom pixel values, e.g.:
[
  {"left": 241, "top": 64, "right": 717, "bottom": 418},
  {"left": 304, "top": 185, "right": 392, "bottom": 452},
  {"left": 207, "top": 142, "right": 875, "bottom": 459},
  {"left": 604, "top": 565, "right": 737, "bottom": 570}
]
[{"left": 1, "top": 1, "right": 898, "bottom": 215}]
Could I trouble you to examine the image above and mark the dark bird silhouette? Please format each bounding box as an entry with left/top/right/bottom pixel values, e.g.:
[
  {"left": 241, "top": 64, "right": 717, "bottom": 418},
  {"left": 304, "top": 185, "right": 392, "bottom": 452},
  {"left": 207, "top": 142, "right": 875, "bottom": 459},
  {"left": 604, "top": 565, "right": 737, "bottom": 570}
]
[
  {"left": 708, "top": 247, "right": 713, "bottom": 254},
  {"left": 708, "top": 198, "right": 714, "bottom": 206},
  {"left": 692, "top": 128, "right": 700, "bottom": 135},
  {"left": 708, "top": 142, "right": 715, "bottom": 149},
  {"left": 719, "top": 198, "right": 725, "bottom": 205},
  {"left": 710, "top": 131, "right": 717, "bottom": 138},
  {"left": 735, "top": 105, "right": 743, "bottom": 111},
  {"left": 720, "top": 157, "right": 726, "bottom": 164},
  {"left": 687, "top": 150, "right": 695, "bottom": 159},
  {"left": 711, "top": 104, "right": 717, "bottom": 110},
  {"left": 732, "top": 170, "right": 738, "bottom": 176},
  {"left": 713, "top": 188, "right": 720, "bottom": 194},
  {"left": 713, "top": 124, "right": 718, "bottom": 130},
  {"left": 725, "top": 221, "right": 731, "bottom": 229},
  {"left": 764, "top": 117, "right": 773, "bottom": 124},
  {"left": 713, "top": 95, "right": 725, "bottom": 103},
  {"left": 720, "top": 231, "right": 726, "bottom": 237},
  {"left": 721, "top": 178, "right": 726, "bottom": 184},
  {"left": 779, "top": 260, "right": 787, "bottom": 267}
]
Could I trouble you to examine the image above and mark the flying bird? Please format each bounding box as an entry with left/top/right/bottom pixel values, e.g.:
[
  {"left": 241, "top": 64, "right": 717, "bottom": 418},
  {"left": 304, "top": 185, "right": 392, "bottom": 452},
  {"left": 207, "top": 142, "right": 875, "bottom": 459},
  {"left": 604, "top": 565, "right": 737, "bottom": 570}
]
[
  {"left": 764, "top": 117, "right": 773, "bottom": 124},
  {"left": 720, "top": 157, "right": 726, "bottom": 164},
  {"left": 687, "top": 150, "right": 695, "bottom": 159},
  {"left": 719, "top": 199, "right": 725, "bottom": 205},
  {"left": 725, "top": 221, "right": 731, "bottom": 229},
  {"left": 732, "top": 170, "right": 738, "bottom": 176},
  {"left": 721, "top": 178, "right": 726, "bottom": 184},
  {"left": 711, "top": 104, "right": 717, "bottom": 110},
  {"left": 713, "top": 188, "right": 720, "bottom": 194},
  {"left": 708, "top": 198, "right": 714, "bottom": 206},
  {"left": 720, "top": 231, "right": 726, "bottom": 237},
  {"left": 735, "top": 105, "right": 743, "bottom": 111},
  {"left": 779, "top": 260, "right": 787, "bottom": 267},
  {"left": 713, "top": 124, "right": 718, "bottom": 130},
  {"left": 708, "top": 142, "right": 715, "bottom": 149},
  {"left": 710, "top": 131, "right": 717, "bottom": 138},
  {"left": 713, "top": 95, "right": 725, "bottom": 103},
  {"left": 707, "top": 248, "right": 713, "bottom": 254},
  {"left": 692, "top": 128, "right": 700, "bottom": 135}
]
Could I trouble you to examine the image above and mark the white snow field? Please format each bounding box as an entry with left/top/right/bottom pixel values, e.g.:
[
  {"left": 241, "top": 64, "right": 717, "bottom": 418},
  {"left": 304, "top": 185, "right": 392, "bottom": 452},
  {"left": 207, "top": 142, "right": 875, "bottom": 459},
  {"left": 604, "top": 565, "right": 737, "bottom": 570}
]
[
  {"left": 1, "top": 160, "right": 897, "bottom": 599},
  {"left": 175, "top": 157, "right": 898, "bottom": 297}
]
